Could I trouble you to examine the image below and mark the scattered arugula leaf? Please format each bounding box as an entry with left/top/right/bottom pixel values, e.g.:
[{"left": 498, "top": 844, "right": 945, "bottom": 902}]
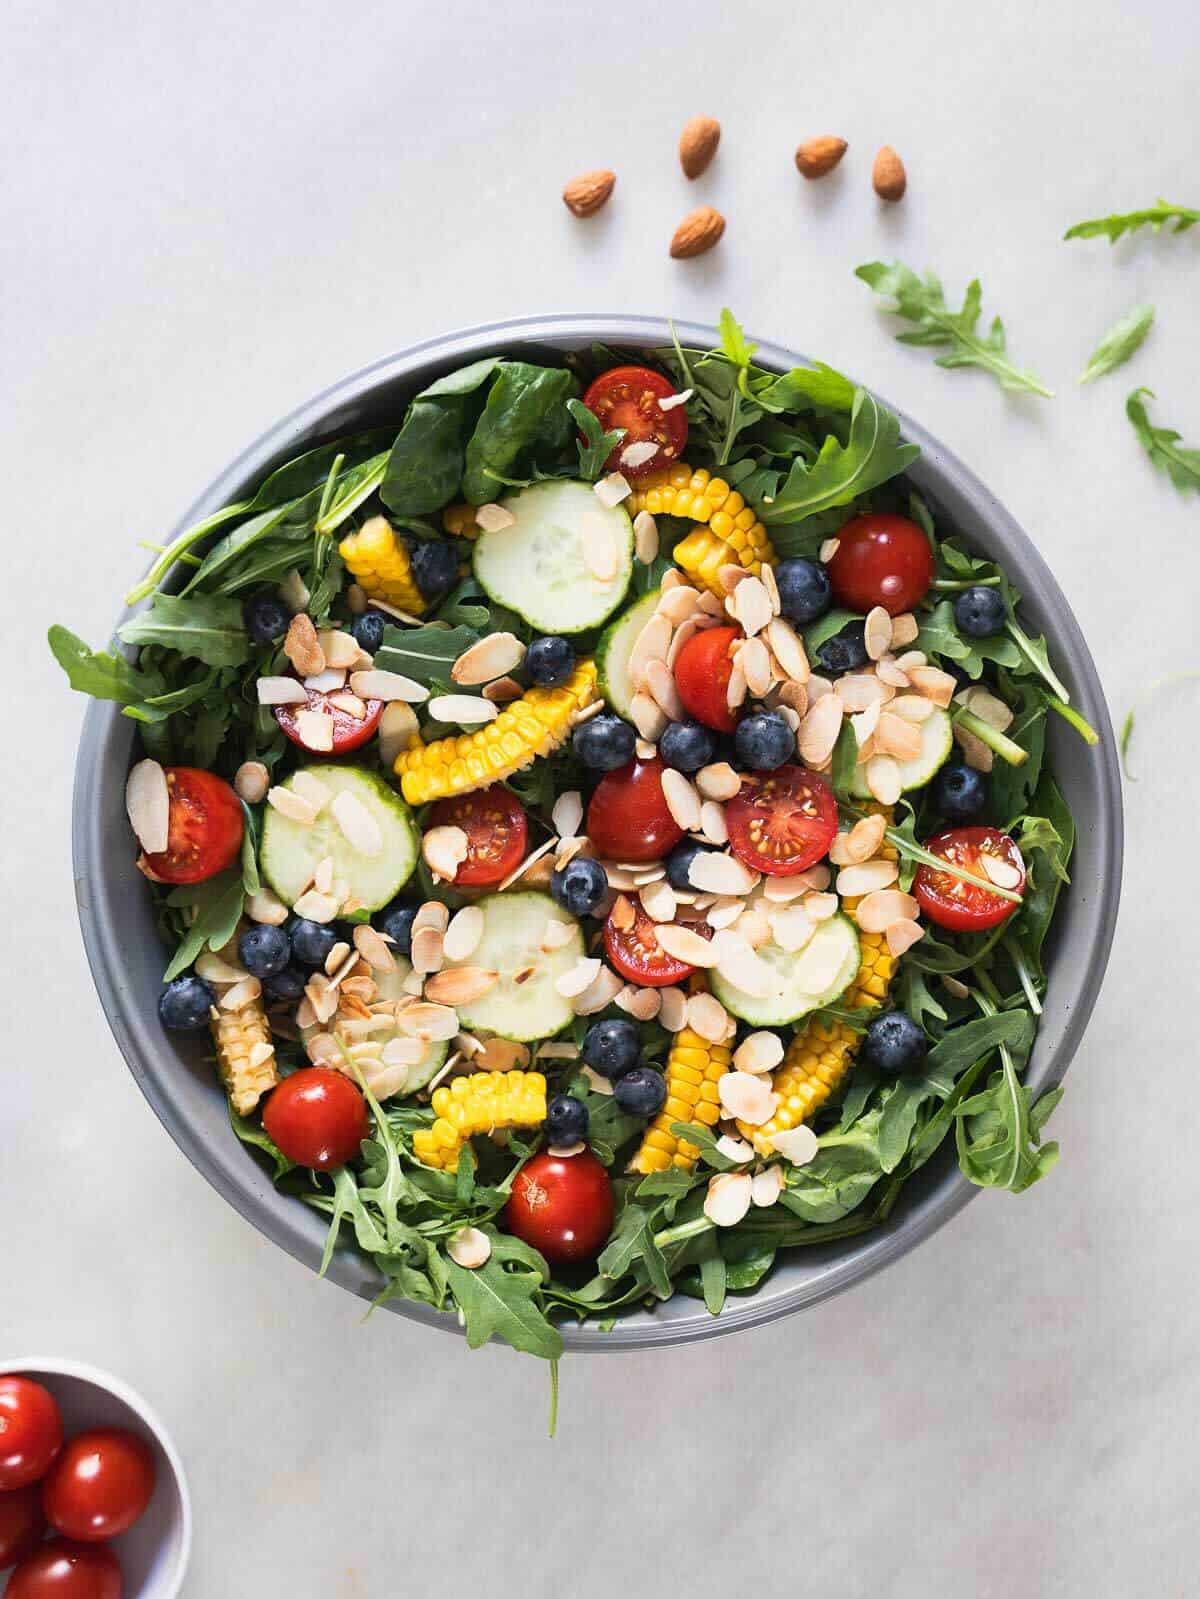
[
  {"left": 1080, "top": 305, "right": 1154, "bottom": 384},
  {"left": 1126, "top": 387, "right": 1200, "bottom": 496},
  {"left": 1064, "top": 200, "right": 1199, "bottom": 245}
]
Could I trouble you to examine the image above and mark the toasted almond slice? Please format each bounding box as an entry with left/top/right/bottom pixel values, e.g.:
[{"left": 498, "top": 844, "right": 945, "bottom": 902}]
[
  {"left": 304, "top": 668, "right": 347, "bottom": 695},
  {"left": 955, "top": 724, "right": 995, "bottom": 772},
  {"left": 410, "top": 925, "right": 445, "bottom": 976},
  {"left": 846, "top": 813, "right": 888, "bottom": 863},
  {"left": 474, "top": 502, "right": 516, "bottom": 532},
  {"left": 244, "top": 886, "right": 288, "bottom": 926},
  {"left": 267, "top": 786, "right": 319, "bottom": 825},
  {"left": 727, "top": 575, "right": 773, "bottom": 636},
  {"left": 890, "top": 693, "right": 936, "bottom": 724},
  {"left": 699, "top": 800, "right": 728, "bottom": 846},
  {"left": 615, "top": 984, "right": 662, "bottom": 1021},
  {"left": 875, "top": 655, "right": 911, "bottom": 689},
  {"left": 865, "top": 754, "right": 903, "bottom": 805},
  {"left": 446, "top": 1225, "right": 492, "bottom": 1269},
  {"left": 891, "top": 612, "right": 920, "bottom": 647},
  {"left": 876, "top": 712, "right": 924, "bottom": 762},
  {"left": 805, "top": 892, "right": 838, "bottom": 921},
  {"left": 769, "top": 903, "right": 817, "bottom": 953},
  {"left": 886, "top": 919, "right": 926, "bottom": 957},
  {"left": 594, "top": 472, "right": 631, "bottom": 508},
  {"left": 696, "top": 762, "right": 740, "bottom": 802},
  {"left": 321, "top": 628, "right": 363, "bottom": 669},
  {"left": 751, "top": 1166, "right": 786, "bottom": 1208},
  {"left": 573, "top": 965, "right": 625, "bottom": 1015},
  {"left": 607, "top": 894, "right": 635, "bottom": 934},
  {"left": 711, "top": 931, "right": 775, "bottom": 998},
  {"left": 807, "top": 673, "right": 834, "bottom": 703},
  {"left": 644, "top": 659, "right": 684, "bottom": 720},
  {"left": 715, "top": 563, "right": 747, "bottom": 595},
  {"left": 375, "top": 703, "right": 418, "bottom": 767},
  {"left": 295, "top": 709, "right": 333, "bottom": 752},
  {"left": 639, "top": 878, "right": 678, "bottom": 923},
  {"left": 856, "top": 889, "right": 920, "bottom": 934},
  {"left": 657, "top": 986, "right": 688, "bottom": 1031},
  {"left": 666, "top": 617, "right": 700, "bottom": 671},
  {"left": 195, "top": 951, "right": 246, "bottom": 985},
  {"left": 125, "top": 758, "right": 170, "bottom": 854},
  {"left": 737, "top": 636, "right": 775, "bottom": 698},
  {"left": 284, "top": 613, "right": 325, "bottom": 677},
  {"left": 661, "top": 768, "right": 702, "bottom": 832},
  {"left": 687, "top": 851, "right": 758, "bottom": 896},
  {"left": 687, "top": 990, "right": 733, "bottom": 1042},
  {"left": 430, "top": 907, "right": 479, "bottom": 966},
  {"left": 981, "top": 853, "right": 1023, "bottom": 890},
  {"left": 303, "top": 973, "right": 338, "bottom": 1024},
  {"left": 292, "top": 888, "right": 340, "bottom": 923},
  {"left": 350, "top": 670, "right": 426, "bottom": 705},
  {"left": 837, "top": 859, "right": 899, "bottom": 897},
  {"left": 834, "top": 673, "right": 892, "bottom": 713},
  {"left": 895, "top": 650, "right": 928, "bottom": 672},
  {"left": 819, "top": 537, "right": 841, "bottom": 563},
  {"left": 633, "top": 510, "right": 659, "bottom": 563},
  {"left": 413, "top": 900, "right": 450, "bottom": 935},
  {"left": 422, "top": 824, "right": 470, "bottom": 882},
  {"left": 718, "top": 1071, "right": 779, "bottom": 1125},
  {"left": 329, "top": 790, "right": 383, "bottom": 857},
  {"left": 217, "top": 974, "right": 262, "bottom": 1013},
  {"left": 326, "top": 692, "right": 366, "bottom": 721},
  {"left": 396, "top": 1003, "right": 459, "bottom": 1042},
  {"left": 698, "top": 590, "right": 727, "bottom": 618},
  {"left": 655, "top": 923, "right": 718, "bottom": 967},
  {"left": 554, "top": 957, "right": 602, "bottom": 998},
  {"left": 763, "top": 865, "right": 830, "bottom": 901},
  {"left": 256, "top": 675, "right": 309, "bottom": 706},
  {"left": 956, "top": 686, "right": 1014, "bottom": 732},
  {"left": 864, "top": 605, "right": 894, "bottom": 661},
  {"left": 279, "top": 568, "right": 311, "bottom": 613},
  {"left": 716, "top": 1133, "right": 755, "bottom": 1164},
  {"left": 703, "top": 1170, "right": 754, "bottom": 1227},
  {"left": 828, "top": 833, "right": 856, "bottom": 867},
  {"left": 909, "top": 666, "right": 957, "bottom": 707},
  {"left": 851, "top": 700, "right": 882, "bottom": 747},
  {"left": 451, "top": 631, "right": 525, "bottom": 686},
  {"left": 348, "top": 923, "right": 394, "bottom": 973},
  {"left": 770, "top": 1125, "right": 819, "bottom": 1165},
  {"left": 764, "top": 617, "right": 809, "bottom": 683},
  {"left": 428, "top": 695, "right": 498, "bottom": 726},
  {"left": 726, "top": 660, "right": 748, "bottom": 713},
  {"left": 424, "top": 967, "right": 498, "bottom": 1005},
  {"left": 630, "top": 691, "right": 669, "bottom": 742},
  {"left": 942, "top": 974, "right": 970, "bottom": 1001},
  {"left": 760, "top": 561, "right": 781, "bottom": 616},
  {"left": 798, "top": 692, "right": 843, "bottom": 767}
]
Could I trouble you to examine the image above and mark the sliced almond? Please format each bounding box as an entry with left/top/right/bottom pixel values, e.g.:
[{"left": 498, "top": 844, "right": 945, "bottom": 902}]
[
  {"left": 696, "top": 762, "right": 740, "bottom": 801},
  {"left": 798, "top": 692, "right": 844, "bottom": 767},
  {"left": 244, "top": 886, "right": 288, "bottom": 926},
  {"left": 712, "top": 931, "right": 775, "bottom": 997},
  {"left": 943, "top": 974, "right": 971, "bottom": 1000},
  {"left": 279, "top": 568, "right": 311, "bottom": 613},
  {"left": 956, "top": 686, "right": 1014, "bottom": 732},
  {"left": 633, "top": 510, "right": 660, "bottom": 563},
  {"left": 410, "top": 925, "right": 445, "bottom": 975},
  {"left": 718, "top": 1070, "right": 779, "bottom": 1125},
  {"left": 890, "top": 693, "right": 936, "bottom": 724},
  {"left": 891, "top": 612, "right": 920, "bottom": 647},
  {"left": 292, "top": 888, "right": 340, "bottom": 923},
  {"left": 639, "top": 878, "right": 677, "bottom": 923},
  {"left": 594, "top": 472, "right": 631, "bottom": 508},
  {"left": 819, "top": 537, "right": 841, "bottom": 563},
  {"left": 627, "top": 691, "right": 666, "bottom": 743},
  {"left": 981, "top": 853, "right": 1023, "bottom": 890},
  {"left": 554, "top": 957, "right": 602, "bottom": 998},
  {"left": 895, "top": 650, "right": 928, "bottom": 673},
  {"left": 661, "top": 769, "right": 702, "bottom": 832},
  {"left": 320, "top": 628, "right": 362, "bottom": 670},
  {"left": 302, "top": 973, "right": 338, "bottom": 1025},
  {"left": 422, "top": 824, "right": 470, "bottom": 883},
  {"left": 428, "top": 695, "right": 498, "bottom": 726},
  {"left": 195, "top": 951, "right": 246, "bottom": 985},
  {"left": 657, "top": 585, "right": 702, "bottom": 626},
  {"left": 837, "top": 859, "right": 899, "bottom": 897},
  {"left": 770, "top": 1125, "right": 819, "bottom": 1165},
  {"left": 350, "top": 669, "right": 428, "bottom": 704},
  {"left": 321, "top": 934, "right": 347, "bottom": 974},
  {"left": 615, "top": 985, "right": 662, "bottom": 1021},
  {"left": 764, "top": 617, "right": 809, "bottom": 683},
  {"left": 876, "top": 712, "right": 924, "bottom": 762},
  {"left": 715, "top": 1133, "right": 755, "bottom": 1164},
  {"left": 424, "top": 966, "right": 498, "bottom": 1006},
  {"left": 327, "top": 692, "right": 367, "bottom": 721},
  {"left": 725, "top": 660, "right": 748, "bottom": 713},
  {"left": 687, "top": 990, "right": 733, "bottom": 1042},
  {"left": 864, "top": 605, "right": 894, "bottom": 661},
  {"left": 865, "top": 754, "right": 903, "bottom": 805},
  {"left": 727, "top": 575, "right": 773, "bottom": 636},
  {"left": 760, "top": 561, "right": 781, "bottom": 616},
  {"left": 256, "top": 676, "right": 309, "bottom": 706},
  {"left": 909, "top": 666, "right": 957, "bottom": 707},
  {"left": 955, "top": 724, "right": 995, "bottom": 772},
  {"left": 645, "top": 659, "right": 684, "bottom": 720},
  {"left": 851, "top": 700, "right": 882, "bottom": 747},
  {"left": 846, "top": 813, "right": 888, "bottom": 863},
  {"left": 474, "top": 502, "right": 516, "bottom": 532},
  {"left": 396, "top": 1003, "right": 459, "bottom": 1042},
  {"left": 835, "top": 673, "right": 892, "bottom": 713},
  {"left": 886, "top": 919, "right": 926, "bottom": 957},
  {"left": 762, "top": 865, "right": 830, "bottom": 901},
  {"left": 751, "top": 1166, "right": 786, "bottom": 1208},
  {"left": 351, "top": 923, "right": 396, "bottom": 973},
  {"left": 330, "top": 790, "right": 384, "bottom": 856},
  {"left": 703, "top": 1171, "right": 754, "bottom": 1228},
  {"left": 284, "top": 613, "right": 325, "bottom": 677},
  {"left": 295, "top": 709, "right": 334, "bottom": 752},
  {"left": 687, "top": 851, "right": 758, "bottom": 896},
  {"left": 125, "top": 759, "right": 170, "bottom": 854},
  {"left": 855, "top": 889, "right": 920, "bottom": 934},
  {"left": 631, "top": 614, "right": 674, "bottom": 684},
  {"left": 451, "top": 631, "right": 525, "bottom": 686},
  {"left": 550, "top": 790, "right": 583, "bottom": 841},
  {"left": 658, "top": 987, "right": 688, "bottom": 1031},
  {"left": 666, "top": 617, "right": 700, "bottom": 671},
  {"left": 875, "top": 655, "right": 911, "bottom": 690},
  {"left": 654, "top": 923, "right": 718, "bottom": 968},
  {"left": 699, "top": 800, "right": 728, "bottom": 846},
  {"left": 804, "top": 891, "right": 839, "bottom": 921},
  {"left": 303, "top": 668, "right": 346, "bottom": 695},
  {"left": 769, "top": 903, "right": 817, "bottom": 953},
  {"left": 572, "top": 965, "right": 625, "bottom": 1016},
  {"left": 267, "top": 786, "right": 319, "bottom": 825},
  {"left": 737, "top": 636, "right": 774, "bottom": 698},
  {"left": 539, "top": 916, "right": 579, "bottom": 954},
  {"left": 447, "top": 1226, "right": 492, "bottom": 1269},
  {"left": 378, "top": 702, "right": 420, "bottom": 765}
]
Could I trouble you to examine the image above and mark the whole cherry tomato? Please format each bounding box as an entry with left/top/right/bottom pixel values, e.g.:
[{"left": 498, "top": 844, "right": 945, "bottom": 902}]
[
  {"left": 580, "top": 365, "right": 688, "bottom": 478},
  {"left": 725, "top": 765, "right": 839, "bottom": 876},
  {"left": 505, "top": 1150, "right": 614, "bottom": 1264},
  {"left": 139, "top": 767, "right": 243, "bottom": 886},
  {"left": 826, "top": 513, "right": 934, "bottom": 616},
  {"left": 604, "top": 896, "right": 711, "bottom": 987},
  {"left": 429, "top": 785, "right": 528, "bottom": 887},
  {"left": 586, "top": 757, "right": 684, "bottom": 864},
  {"left": 671, "top": 625, "right": 740, "bottom": 733},
  {"left": 5, "top": 1539, "right": 122, "bottom": 1599},
  {"left": 42, "top": 1429, "right": 155, "bottom": 1543},
  {"left": 0, "top": 1378, "right": 62, "bottom": 1491},
  {"left": 913, "top": 826, "right": 1026, "bottom": 932},
  {"left": 0, "top": 1485, "right": 45, "bottom": 1569},
  {"left": 273, "top": 676, "right": 384, "bottom": 755},
  {"left": 263, "top": 1068, "right": 369, "bottom": 1171}
]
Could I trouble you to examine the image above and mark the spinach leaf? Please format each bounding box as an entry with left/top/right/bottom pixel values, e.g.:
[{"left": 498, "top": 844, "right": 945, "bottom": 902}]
[
  {"left": 1080, "top": 305, "right": 1154, "bottom": 384},
  {"left": 181, "top": 492, "right": 320, "bottom": 595},
  {"left": 779, "top": 1115, "right": 888, "bottom": 1224},
  {"left": 462, "top": 362, "right": 579, "bottom": 503},
  {"left": 379, "top": 358, "right": 502, "bottom": 517},
  {"left": 830, "top": 718, "right": 859, "bottom": 799},
  {"left": 118, "top": 593, "right": 251, "bottom": 669},
  {"left": 756, "top": 389, "right": 920, "bottom": 526},
  {"left": 48, "top": 626, "right": 166, "bottom": 704},
  {"left": 1126, "top": 387, "right": 1200, "bottom": 496}
]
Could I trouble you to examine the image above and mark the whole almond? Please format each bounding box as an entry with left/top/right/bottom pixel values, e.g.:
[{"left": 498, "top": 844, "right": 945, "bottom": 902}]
[
  {"left": 873, "top": 146, "right": 907, "bottom": 202},
  {"left": 795, "top": 135, "right": 848, "bottom": 180},
  {"left": 679, "top": 115, "right": 721, "bottom": 179},
  {"left": 670, "top": 205, "right": 725, "bottom": 259},
  {"left": 563, "top": 169, "right": 616, "bottom": 218}
]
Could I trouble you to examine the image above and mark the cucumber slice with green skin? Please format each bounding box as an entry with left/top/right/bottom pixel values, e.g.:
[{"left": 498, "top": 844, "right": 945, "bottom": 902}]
[
  {"left": 850, "top": 706, "right": 954, "bottom": 798},
  {"left": 472, "top": 480, "right": 633, "bottom": 635},
  {"left": 300, "top": 960, "right": 447, "bottom": 1100},
  {"left": 596, "top": 588, "right": 660, "bottom": 718},
  {"left": 711, "top": 914, "right": 861, "bottom": 1027},
  {"left": 445, "top": 890, "right": 585, "bottom": 1041},
  {"left": 260, "top": 765, "right": 418, "bottom": 912}
]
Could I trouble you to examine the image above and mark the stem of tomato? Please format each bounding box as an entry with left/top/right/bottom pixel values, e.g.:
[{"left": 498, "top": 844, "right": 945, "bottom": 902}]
[
  {"left": 1046, "top": 696, "right": 1099, "bottom": 746},
  {"left": 952, "top": 706, "right": 1028, "bottom": 767}
]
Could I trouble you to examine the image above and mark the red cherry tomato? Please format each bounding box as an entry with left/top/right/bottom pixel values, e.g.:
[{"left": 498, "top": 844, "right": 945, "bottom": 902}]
[
  {"left": 5, "top": 1539, "right": 122, "bottom": 1599},
  {"left": 139, "top": 767, "right": 244, "bottom": 886},
  {"left": 42, "top": 1429, "right": 154, "bottom": 1545},
  {"left": 0, "top": 1379, "right": 62, "bottom": 1492},
  {"left": 913, "top": 826, "right": 1026, "bottom": 932},
  {"left": 671, "top": 625, "right": 740, "bottom": 733},
  {"left": 505, "top": 1149, "right": 614, "bottom": 1264},
  {"left": 604, "top": 896, "right": 711, "bottom": 987},
  {"left": 0, "top": 1485, "right": 45, "bottom": 1569},
  {"left": 586, "top": 757, "right": 685, "bottom": 864},
  {"left": 826, "top": 513, "right": 935, "bottom": 616},
  {"left": 725, "top": 765, "right": 839, "bottom": 876},
  {"left": 580, "top": 365, "right": 688, "bottom": 478},
  {"left": 262, "top": 1068, "right": 369, "bottom": 1170},
  {"left": 428, "top": 785, "right": 528, "bottom": 887},
  {"left": 272, "top": 676, "right": 384, "bottom": 756}
]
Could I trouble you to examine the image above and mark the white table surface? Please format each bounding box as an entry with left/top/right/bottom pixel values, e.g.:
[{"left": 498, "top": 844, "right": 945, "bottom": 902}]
[{"left": 6, "top": 0, "right": 1197, "bottom": 1592}]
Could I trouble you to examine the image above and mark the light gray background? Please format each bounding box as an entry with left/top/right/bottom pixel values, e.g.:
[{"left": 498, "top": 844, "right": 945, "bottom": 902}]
[{"left": 4, "top": 1, "right": 1196, "bottom": 1593}]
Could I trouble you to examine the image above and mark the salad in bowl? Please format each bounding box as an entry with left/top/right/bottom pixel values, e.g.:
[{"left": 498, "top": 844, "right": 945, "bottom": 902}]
[{"left": 54, "top": 313, "right": 1099, "bottom": 1362}]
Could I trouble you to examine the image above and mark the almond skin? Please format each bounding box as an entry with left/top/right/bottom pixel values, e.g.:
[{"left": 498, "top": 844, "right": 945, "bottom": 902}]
[
  {"left": 679, "top": 115, "right": 720, "bottom": 179},
  {"left": 670, "top": 205, "right": 725, "bottom": 259},
  {"left": 872, "top": 146, "right": 907, "bottom": 201},
  {"left": 795, "top": 135, "right": 848, "bottom": 179},
  {"left": 562, "top": 169, "right": 616, "bottom": 218}
]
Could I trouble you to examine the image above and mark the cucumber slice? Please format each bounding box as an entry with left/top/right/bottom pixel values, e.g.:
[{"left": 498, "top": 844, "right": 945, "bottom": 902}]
[
  {"left": 472, "top": 480, "right": 633, "bottom": 634},
  {"left": 711, "top": 914, "right": 860, "bottom": 1027},
  {"left": 300, "top": 960, "right": 447, "bottom": 1100},
  {"left": 850, "top": 706, "right": 954, "bottom": 798},
  {"left": 596, "top": 589, "right": 659, "bottom": 718},
  {"left": 261, "top": 765, "right": 418, "bottom": 912},
  {"left": 443, "top": 890, "right": 585, "bottom": 1041}
]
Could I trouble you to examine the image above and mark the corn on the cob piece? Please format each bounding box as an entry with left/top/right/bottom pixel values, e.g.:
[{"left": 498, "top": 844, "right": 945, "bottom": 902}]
[
  {"left": 211, "top": 999, "right": 278, "bottom": 1116},
  {"left": 625, "top": 463, "right": 777, "bottom": 597},
  {"left": 629, "top": 981, "right": 731, "bottom": 1174},
  {"left": 338, "top": 515, "right": 428, "bottom": 615},
  {"left": 412, "top": 1069, "right": 547, "bottom": 1170},
  {"left": 394, "top": 658, "right": 598, "bottom": 804},
  {"left": 442, "top": 503, "right": 481, "bottom": 539}
]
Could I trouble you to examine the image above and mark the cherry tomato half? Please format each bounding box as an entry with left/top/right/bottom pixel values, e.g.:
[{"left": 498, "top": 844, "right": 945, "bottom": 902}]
[
  {"left": 826, "top": 513, "right": 935, "bottom": 616},
  {"left": 262, "top": 1068, "right": 369, "bottom": 1171},
  {"left": 0, "top": 1485, "right": 45, "bottom": 1569},
  {"left": 6, "top": 1539, "right": 122, "bottom": 1599},
  {"left": 505, "top": 1149, "right": 614, "bottom": 1264},
  {"left": 273, "top": 676, "right": 384, "bottom": 756},
  {"left": 671, "top": 625, "right": 740, "bottom": 734},
  {"left": 581, "top": 365, "right": 688, "bottom": 478},
  {"left": 604, "top": 896, "right": 711, "bottom": 987},
  {"left": 586, "top": 757, "right": 684, "bottom": 864},
  {"left": 725, "top": 765, "right": 839, "bottom": 877},
  {"left": 429, "top": 785, "right": 528, "bottom": 887},
  {"left": 0, "top": 1378, "right": 62, "bottom": 1492},
  {"left": 913, "top": 826, "right": 1026, "bottom": 932},
  {"left": 42, "top": 1429, "right": 155, "bottom": 1544},
  {"left": 139, "top": 767, "right": 244, "bottom": 886}
]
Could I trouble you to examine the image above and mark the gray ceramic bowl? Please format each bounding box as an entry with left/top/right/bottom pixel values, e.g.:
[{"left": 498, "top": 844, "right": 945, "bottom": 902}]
[{"left": 72, "top": 315, "right": 1123, "bottom": 1351}]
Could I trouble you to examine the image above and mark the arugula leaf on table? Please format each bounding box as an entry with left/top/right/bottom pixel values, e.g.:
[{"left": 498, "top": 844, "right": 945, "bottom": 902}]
[
  {"left": 1126, "top": 387, "right": 1200, "bottom": 496},
  {"left": 567, "top": 397, "right": 624, "bottom": 480},
  {"left": 118, "top": 593, "right": 251, "bottom": 669},
  {"left": 373, "top": 622, "right": 482, "bottom": 687},
  {"left": 855, "top": 261, "right": 1054, "bottom": 398},
  {"left": 1064, "top": 200, "right": 1199, "bottom": 244},
  {"left": 48, "top": 626, "right": 167, "bottom": 703},
  {"left": 1080, "top": 305, "right": 1154, "bottom": 384},
  {"left": 161, "top": 871, "right": 245, "bottom": 981},
  {"left": 462, "top": 362, "right": 579, "bottom": 503},
  {"left": 756, "top": 388, "right": 920, "bottom": 526}
]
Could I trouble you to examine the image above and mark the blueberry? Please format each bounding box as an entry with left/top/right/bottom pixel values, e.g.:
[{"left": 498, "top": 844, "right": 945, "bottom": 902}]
[
  {"left": 614, "top": 1066, "right": 667, "bottom": 1117},
  {"left": 815, "top": 620, "right": 868, "bottom": 676},
  {"left": 659, "top": 719, "right": 716, "bottom": 773},
  {"left": 573, "top": 714, "right": 636, "bottom": 772},
  {"left": 861, "top": 1011, "right": 928, "bottom": 1075},
  {"left": 525, "top": 635, "right": 574, "bottom": 688},
  {"left": 954, "top": 585, "right": 1007, "bottom": 638},
  {"left": 665, "top": 838, "right": 721, "bottom": 892},
  {"left": 158, "top": 974, "right": 216, "bottom": 1032},
  {"left": 350, "top": 611, "right": 386, "bottom": 653},
  {"left": 264, "top": 965, "right": 308, "bottom": 1002},
  {"left": 581, "top": 1017, "right": 641, "bottom": 1078},
  {"left": 933, "top": 762, "right": 991, "bottom": 823},
  {"left": 378, "top": 903, "right": 418, "bottom": 958},
  {"left": 239, "top": 924, "right": 291, "bottom": 980},
  {"left": 409, "top": 539, "right": 459, "bottom": 602},
  {"left": 734, "top": 711, "right": 794, "bottom": 772},
  {"left": 775, "top": 558, "right": 833, "bottom": 626},
  {"left": 242, "top": 591, "right": 290, "bottom": 644},
  {"left": 545, "top": 1094, "right": 589, "bottom": 1144},
  {"left": 550, "top": 857, "right": 609, "bottom": 918},
  {"left": 289, "top": 917, "right": 340, "bottom": 969}
]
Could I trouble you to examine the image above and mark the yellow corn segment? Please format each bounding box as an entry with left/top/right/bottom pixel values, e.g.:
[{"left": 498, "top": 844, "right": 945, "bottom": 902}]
[
  {"left": 211, "top": 999, "right": 278, "bottom": 1116},
  {"left": 394, "top": 658, "right": 598, "bottom": 804},
  {"left": 625, "top": 463, "right": 777, "bottom": 597},
  {"left": 442, "top": 503, "right": 481, "bottom": 539},
  {"left": 338, "top": 515, "right": 428, "bottom": 615},
  {"left": 412, "top": 1069, "right": 547, "bottom": 1170},
  {"left": 628, "top": 982, "right": 731, "bottom": 1174}
]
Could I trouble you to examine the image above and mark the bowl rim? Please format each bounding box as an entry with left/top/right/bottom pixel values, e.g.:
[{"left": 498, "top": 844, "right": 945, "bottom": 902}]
[{"left": 70, "top": 313, "right": 1124, "bottom": 1351}]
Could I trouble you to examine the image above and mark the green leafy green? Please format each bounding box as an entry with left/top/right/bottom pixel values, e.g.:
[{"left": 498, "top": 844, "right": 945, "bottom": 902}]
[
  {"left": 955, "top": 1071, "right": 1062, "bottom": 1192},
  {"left": 462, "top": 362, "right": 579, "bottom": 503},
  {"left": 1080, "top": 305, "right": 1154, "bottom": 384},
  {"left": 1064, "top": 200, "right": 1199, "bottom": 245},
  {"left": 373, "top": 622, "right": 482, "bottom": 686},
  {"left": 161, "top": 872, "right": 245, "bottom": 981},
  {"left": 916, "top": 598, "right": 1021, "bottom": 678},
  {"left": 380, "top": 358, "right": 501, "bottom": 517},
  {"left": 756, "top": 388, "right": 920, "bottom": 525},
  {"left": 49, "top": 626, "right": 166, "bottom": 704},
  {"left": 567, "top": 397, "right": 623, "bottom": 479},
  {"left": 117, "top": 593, "right": 251, "bottom": 668},
  {"left": 1126, "top": 387, "right": 1200, "bottom": 496}
]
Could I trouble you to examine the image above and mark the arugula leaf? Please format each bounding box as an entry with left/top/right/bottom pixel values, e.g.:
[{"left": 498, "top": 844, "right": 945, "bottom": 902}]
[
  {"left": 779, "top": 1116, "right": 888, "bottom": 1224},
  {"left": 1064, "top": 200, "right": 1199, "bottom": 245},
  {"left": 1080, "top": 305, "right": 1154, "bottom": 384},
  {"left": 118, "top": 593, "right": 251, "bottom": 668},
  {"left": 1012, "top": 775, "right": 1075, "bottom": 974},
  {"left": 855, "top": 261, "right": 1054, "bottom": 398},
  {"left": 1118, "top": 671, "right": 1200, "bottom": 779},
  {"left": 753, "top": 361, "right": 856, "bottom": 416},
  {"left": 567, "top": 397, "right": 624, "bottom": 479},
  {"left": 48, "top": 626, "right": 166, "bottom": 704},
  {"left": 373, "top": 622, "right": 482, "bottom": 686},
  {"left": 445, "top": 1249, "right": 564, "bottom": 1359},
  {"left": 162, "top": 871, "right": 245, "bottom": 981},
  {"left": 181, "top": 492, "right": 319, "bottom": 596},
  {"left": 695, "top": 1232, "right": 727, "bottom": 1315},
  {"left": 923, "top": 1009, "right": 1036, "bottom": 1083},
  {"left": 229, "top": 1104, "right": 294, "bottom": 1180},
  {"left": 916, "top": 599, "right": 1020, "bottom": 677},
  {"left": 718, "top": 306, "right": 757, "bottom": 371},
  {"left": 830, "top": 718, "right": 859, "bottom": 799},
  {"left": 462, "top": 362, "right": 579, "bottom": 502},
  {"left": 955, "top": 1070, "right": 1062, "bottom": 1192},
  {"left": 756, "top": 388, "right": 920, "bottom": 526},
  {"left": 1126, "top": 387, "right": 1200, "bottom": 496}
]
